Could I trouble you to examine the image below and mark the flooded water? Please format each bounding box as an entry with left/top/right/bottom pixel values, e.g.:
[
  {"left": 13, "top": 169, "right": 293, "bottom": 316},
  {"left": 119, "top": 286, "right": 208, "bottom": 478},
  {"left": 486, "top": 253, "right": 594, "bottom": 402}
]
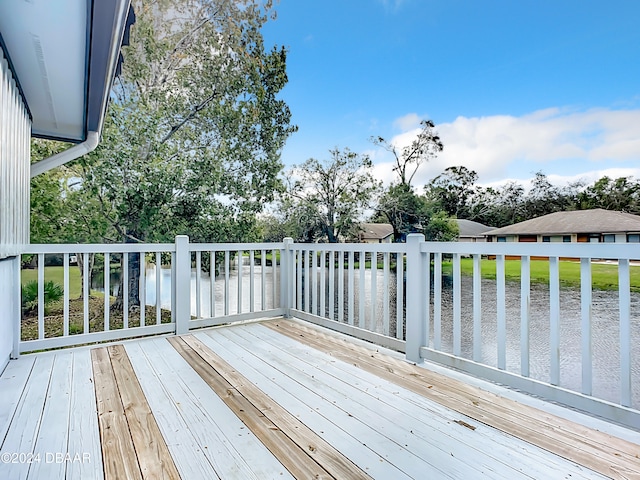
[{"left": 95, "top": 262, "right": 639, "bottom": 408}]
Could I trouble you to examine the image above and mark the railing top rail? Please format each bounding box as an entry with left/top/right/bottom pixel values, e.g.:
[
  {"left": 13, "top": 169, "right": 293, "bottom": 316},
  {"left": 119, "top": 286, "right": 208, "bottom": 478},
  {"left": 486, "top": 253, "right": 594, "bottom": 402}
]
[
  {"left": 420, "top": 241, "right": 640, "bottom": 260},
  {"left": 291, "top": 243, "right": 408, "bottom": 253},
  {"left": 25, "top": 243, "right": 176, "bottom": 254},
  {"left": 190, "top": 242, "right": 286, "bottom": 251}
]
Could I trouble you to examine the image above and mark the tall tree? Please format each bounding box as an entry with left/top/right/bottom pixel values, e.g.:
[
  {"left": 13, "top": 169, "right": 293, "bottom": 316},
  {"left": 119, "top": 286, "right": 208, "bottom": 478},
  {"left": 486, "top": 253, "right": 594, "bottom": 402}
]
[
  {"left": 79, "top": 0, "right": 296, "bottom": 307},
  {"left": 371, "top": 119, "right": 443, "bottom": 186},
  {"left": 425, "top": 165, "right": 479, "bottom": 218},
  {"left": 373, "top": 119, "right": 451, "bottom": 241},
  {"left": 285, "top": 148, "right": 381, "bottom": 243}
]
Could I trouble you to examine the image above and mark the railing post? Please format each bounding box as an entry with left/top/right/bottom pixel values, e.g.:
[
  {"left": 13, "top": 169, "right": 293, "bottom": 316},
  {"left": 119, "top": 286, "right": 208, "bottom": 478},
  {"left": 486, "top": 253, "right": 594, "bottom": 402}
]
[
  {"left": 281, "top": 237, "right": 293, "bottom": 318},
  {"left": 405, "top": 233, "right": 426, "bottom": 364},
  {"left": 11, "top": 256, "right": 21, "bottom": 359},
  {"left": 174, "top": 235, "right": 190, "bottom": 335}
]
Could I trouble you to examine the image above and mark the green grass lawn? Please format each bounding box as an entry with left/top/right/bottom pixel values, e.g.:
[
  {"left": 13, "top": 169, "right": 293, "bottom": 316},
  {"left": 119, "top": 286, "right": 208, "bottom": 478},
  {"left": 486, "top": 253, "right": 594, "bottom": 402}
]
[
  {"left": 21, "top": 266, "right": 84, "bottom": 298},
  {"left": 442, "top": 258, "right": 640, "bottom": 292}
]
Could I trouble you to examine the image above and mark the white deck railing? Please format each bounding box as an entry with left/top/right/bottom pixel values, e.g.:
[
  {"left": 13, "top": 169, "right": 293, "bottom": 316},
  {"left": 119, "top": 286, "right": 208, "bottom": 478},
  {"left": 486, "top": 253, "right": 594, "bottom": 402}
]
[{"left": 18, "top": 235, "right": 639, "bottom": 428}]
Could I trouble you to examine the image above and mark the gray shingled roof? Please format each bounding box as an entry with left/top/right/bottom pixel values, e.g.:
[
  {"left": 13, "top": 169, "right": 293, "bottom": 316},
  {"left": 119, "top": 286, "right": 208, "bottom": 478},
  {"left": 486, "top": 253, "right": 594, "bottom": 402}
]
[
  {"left": 456, "top": 219, "right": 495, "bottom": 237},
  {"left": 359, "top": 223, "right": 394, "bottom": 240},
  {"left": 486, "top": 209, "right": 640, "bottom": 236}
]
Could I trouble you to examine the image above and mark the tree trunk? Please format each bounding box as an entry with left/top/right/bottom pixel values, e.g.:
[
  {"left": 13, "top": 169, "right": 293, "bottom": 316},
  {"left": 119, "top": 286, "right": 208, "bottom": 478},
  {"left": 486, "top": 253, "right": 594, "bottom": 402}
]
[{"left": 112, "top": 235, "right": 142, "bottom": 311}]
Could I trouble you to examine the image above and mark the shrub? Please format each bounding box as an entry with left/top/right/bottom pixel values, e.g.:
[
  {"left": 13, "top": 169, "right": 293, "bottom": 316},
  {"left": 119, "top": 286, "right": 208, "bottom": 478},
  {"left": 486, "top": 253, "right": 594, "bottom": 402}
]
[{"left": 22, "top": 280, "right": 64, "bottom": 313}]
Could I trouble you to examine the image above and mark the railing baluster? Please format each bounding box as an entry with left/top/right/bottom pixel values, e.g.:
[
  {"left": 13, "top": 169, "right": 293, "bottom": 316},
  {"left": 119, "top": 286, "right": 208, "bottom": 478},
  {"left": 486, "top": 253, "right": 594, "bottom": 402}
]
[
  {"left": 139, "top": 252, "right": 146, "bottom": 327},
  {"left": 549, "top": 256, "right": 560, "bottom": 385},
  {"left": 123, "top": 253, "right": 129, "bottom": 330},
  {"left": 433, "top": 252, "right": 442, "bottom": 349},
  {"left": 580, "top": 257, "right": 592, "bottom": 395},
  {"left": 303, "top": 249, "right": 309, "bottom": 313},
  {"left": 396, "top": 252, "right": 404, "bottom": 340},
  {"left": 453, "top": 252, "right": 461, "bottom": 356},
  {"left": 520, "top": 255, "right": 531, "bottom": 377},
  {"left": 472, "top": 253, "right": 482, "bottom": 362},
  {"left": 348, "top": 251, "right": 354, "bottom": 325},
  {"left": 383, "top": 252, "right": 390, "bottom": 336},
  {"left": 497, "top": 254, "right": 506, "bottom": 370},
  {"left": 338, "top": 250, "right": 344, "bottom": 322},
  {"left": 237, "top": 250, "right": 243, "bottom": 314},
  {"left": 312, "top": 249, "right": 318, "bottom": 315},
  {"left": 359, "top": 250, "right": 365, "bottom": 329},
  {"left": 371, "top": 251, "right": 377, "bottom": 332},
  {"left": 261, "top": 249, "right": 266, "bottom": 311},
  {"left": 63, "top": 253, "right": 69, "bottom": 337},
  {"left": 196, "top": 251, "right": 202, "bottom": 318},
  {"left": 104, "top": 253, "right": 110, "bottom": 331},
  {"left": 155, "top": 252, "right": 161, "bottom": 325},
  {"left": 272, "top": 248, "right": 278, "bottom": 308},
  {"left": 423, "top": 251, "right": 431, "bottom": 349},
  {"left": 210, "top": 251, "right": 216, "bottom": 318},
  {"left": 38, "top": 253, "right": 45, "bottom": 339},
  {"left": 619, "top": 258, "right": 631, "bottom": 407},
  {"left": 171, "top": 252, "right": 176, "bottom": 323},
  {"left": 224, "top": 250, "right": 230, "bottom": 316},
  {"left": 83, "top": 253, "right": 90, "bottom": 334},
  {"left": 250, "top": 250, "right": 255, "bottom": 313},
  {"left": 320, "top": 250, "right": 326, "bottom": 317},
  {"left": 296, "top": 249, "right": 302, "bottom": 310},
  {"left": 328, "top": 251, "right": 335, "bottom": 320}
]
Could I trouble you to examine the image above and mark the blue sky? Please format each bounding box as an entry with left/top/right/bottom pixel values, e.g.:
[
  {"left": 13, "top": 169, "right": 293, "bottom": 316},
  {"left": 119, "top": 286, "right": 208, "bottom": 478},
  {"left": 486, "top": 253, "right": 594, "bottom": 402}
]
[{"left": 262, "top": 0, "right": 640, "bottom": 189}]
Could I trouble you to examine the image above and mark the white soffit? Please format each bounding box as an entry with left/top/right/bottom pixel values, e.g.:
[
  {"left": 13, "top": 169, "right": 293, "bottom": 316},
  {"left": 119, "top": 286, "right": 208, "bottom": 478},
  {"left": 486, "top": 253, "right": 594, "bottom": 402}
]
[{"left": 0, "top": 0, "right": 87, "bottom": 141}]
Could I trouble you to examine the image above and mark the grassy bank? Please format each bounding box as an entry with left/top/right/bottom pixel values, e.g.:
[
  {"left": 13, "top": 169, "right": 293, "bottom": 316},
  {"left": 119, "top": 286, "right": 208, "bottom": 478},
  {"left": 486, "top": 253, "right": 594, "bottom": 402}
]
[
  {"left": 21, "top": 266, "right": 83, "bottom": 297},
  {"left": 442, "top": 258, "right": 640, "bottom": 292}
]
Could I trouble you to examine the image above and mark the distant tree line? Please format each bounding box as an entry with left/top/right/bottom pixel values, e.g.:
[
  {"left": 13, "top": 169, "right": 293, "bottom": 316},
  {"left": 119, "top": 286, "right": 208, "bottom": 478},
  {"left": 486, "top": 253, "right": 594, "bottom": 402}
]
[{"left": 424, "top": 166, "right": 640, "bottom": 228}]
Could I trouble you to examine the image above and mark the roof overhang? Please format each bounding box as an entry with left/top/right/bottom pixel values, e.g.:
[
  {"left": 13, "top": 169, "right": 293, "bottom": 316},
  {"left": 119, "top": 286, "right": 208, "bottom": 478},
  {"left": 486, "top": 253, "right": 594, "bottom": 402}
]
[{"left": 0, "top": 0, "right": 133, "bottom": 143}]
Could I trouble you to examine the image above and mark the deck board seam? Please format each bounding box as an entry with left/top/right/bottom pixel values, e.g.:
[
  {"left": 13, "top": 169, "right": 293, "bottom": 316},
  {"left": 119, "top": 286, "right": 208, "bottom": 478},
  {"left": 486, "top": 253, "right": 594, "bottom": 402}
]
[
  {"left": 169, "top": 335, "right": 372, "bottom": 480},
  {"left": 228, "top": 322, "right": 591, "bottom": 479},
  {"left": 204, "top": 326, "right": 541, "bottom": 480},
  {"left": 266, "top": 319, "right": 640, "bottom": 480}
]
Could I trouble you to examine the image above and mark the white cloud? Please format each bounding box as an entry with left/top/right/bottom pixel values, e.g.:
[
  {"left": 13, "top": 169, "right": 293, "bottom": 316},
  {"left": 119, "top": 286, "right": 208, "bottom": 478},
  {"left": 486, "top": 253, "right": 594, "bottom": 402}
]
[
  {"left": 393, "top": 113, "right": 422, "bottom": 132},
  {"left": 372, "top": 107, "right": 640, "bottom": 189}
]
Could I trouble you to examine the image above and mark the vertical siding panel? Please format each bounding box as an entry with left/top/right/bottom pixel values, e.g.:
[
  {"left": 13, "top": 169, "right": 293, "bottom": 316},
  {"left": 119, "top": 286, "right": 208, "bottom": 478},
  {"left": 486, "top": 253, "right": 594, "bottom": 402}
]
[{"left": 0, "top": 51, "right": 31, "bottom": 259}]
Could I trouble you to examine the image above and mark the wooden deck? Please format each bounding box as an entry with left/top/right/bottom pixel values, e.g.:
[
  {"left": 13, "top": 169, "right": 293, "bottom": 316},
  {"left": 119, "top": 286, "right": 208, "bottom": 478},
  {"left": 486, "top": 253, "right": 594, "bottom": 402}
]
[{"left": 1, "top": 318, "right": 639, "bottom": 479}]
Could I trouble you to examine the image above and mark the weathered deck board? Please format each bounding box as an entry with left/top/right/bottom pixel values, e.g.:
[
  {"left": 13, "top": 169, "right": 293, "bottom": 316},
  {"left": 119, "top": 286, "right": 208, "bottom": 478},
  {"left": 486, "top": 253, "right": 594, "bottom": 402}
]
[
  {"left": 203, "top": 324, "right": 606, "bottom": 479},
  {"left": 106, "top": 344, "right": 180, "bottom": 480},
  {"left": 0, "top": 355, "right": 54, "bottom": 480},
  {"left": 220, "top": 322, "right": 607, "bottom": 479},
  {"left": 126, "top": 337, "right": 293, "bottom": 480},
  {"left": 91, "top": 347, "right": 143, "bottom": 480},
  {"left": 67, "top": 350, "right": 104, "bottom": 480},
  {"left": 267, "top": 319, "right": 640, "bottom": 480},
  {"left": 179, "top": 334, "right": 371, "bottom": 480},
  {"left": 1, "top": 318, "right": 638, "bottom": 480},
  {"left": 28, "top": 353, "right": 73, "bottom": 480},
  {"left": 170, "top": 335, "right": 352, "bottom": 479}
]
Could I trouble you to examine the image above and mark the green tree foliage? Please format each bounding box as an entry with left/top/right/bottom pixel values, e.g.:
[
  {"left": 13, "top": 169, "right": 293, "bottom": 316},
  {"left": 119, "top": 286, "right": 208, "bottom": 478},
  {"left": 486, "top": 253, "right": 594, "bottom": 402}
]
[
  {"left": 283, "top": 148, "right": 381, "bottom": 243},
  {"left": 425, "top": 166, "right": 478, "bottom": 219},
  {"left": 72, "top": 0, "right": 296, "bottom": 307},
  {"left": 577, "top": 176, "right": 640, "bottom": 213}
]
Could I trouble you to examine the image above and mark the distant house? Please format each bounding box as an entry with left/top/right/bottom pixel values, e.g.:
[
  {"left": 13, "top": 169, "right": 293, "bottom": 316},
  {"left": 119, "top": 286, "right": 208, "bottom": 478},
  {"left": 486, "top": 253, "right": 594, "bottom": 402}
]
[
  {"left": 456, "top": 219, "right": 494, "bottom": 243},
  {"left": 485, "top": 209, "right": 640, "bottom": 243},
  {"left": 358, "top": 223, "right": 394, "bottom": 244}
]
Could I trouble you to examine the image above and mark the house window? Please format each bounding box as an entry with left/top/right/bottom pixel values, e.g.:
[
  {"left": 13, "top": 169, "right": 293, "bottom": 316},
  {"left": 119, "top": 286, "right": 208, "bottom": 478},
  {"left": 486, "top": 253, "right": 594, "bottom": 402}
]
[
  {"left": 589, "top": 234, "right": 600, "bottom": 243},
  {"left": 497, "top": 236, "right": 507, "bottom": 243},
  {"left": 627, "top": 234, "right": 640, "bottom": 243},
  {"left": 603, "top": 234, "right": 615, "bottom": 243},
  {"left": 563, "top": 235, "right": 571, "bottom": 243},
  {"left": 542, "top": 236, "right": 551, "bottom": 243}
]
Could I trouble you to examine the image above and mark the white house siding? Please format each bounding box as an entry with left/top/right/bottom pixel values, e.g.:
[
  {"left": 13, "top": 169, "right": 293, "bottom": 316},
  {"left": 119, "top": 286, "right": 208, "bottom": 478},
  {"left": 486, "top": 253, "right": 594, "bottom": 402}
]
[{"left": 0, "top": 48, "right": 31, "bottom": 370}]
